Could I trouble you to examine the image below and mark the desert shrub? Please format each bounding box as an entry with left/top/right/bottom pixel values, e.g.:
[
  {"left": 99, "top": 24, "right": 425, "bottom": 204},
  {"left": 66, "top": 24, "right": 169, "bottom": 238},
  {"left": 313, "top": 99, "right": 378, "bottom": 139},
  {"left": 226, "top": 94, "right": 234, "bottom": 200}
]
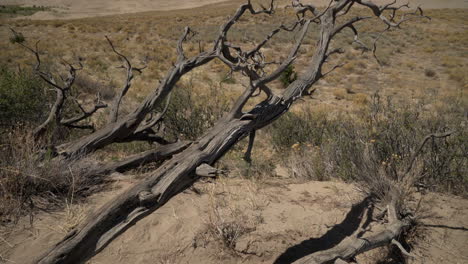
[
  {"left": 268, "top": 110, "right": 328, "bottom": 150},
  {"left": 268, "top": 94, "right": 467, "bottom": 195},
  {"left": 0, "top": 5, "right": 49, "bottom": 17},
  {"left": 162, "top": 82, "right": 230, "bottom": 140},
  {"left": 203, "top": 182, "right": 258, "bottom": 252},
  {"left": 287, "top": 145, "right": 328, "bottom": 181},
  {"left": 9, "top": 31, "right": 25, "bottom": 44},
  {"left": 424, "top": 68, "right": 436, "bottom": 78},
  {"left": 239, "top": 157, "right": 275, "bottom": 179},
  {"left": 0, "top": 130, "right": 96, "bottom": 224},
  {"left": 0, "top": 65, "right": 49, "bottom": 130},
  {"left": 279, "top": 65, "right": 297, "bottom": 88},
  {"left": 220, "top": 71, "right": 236, "bottom": 84}
]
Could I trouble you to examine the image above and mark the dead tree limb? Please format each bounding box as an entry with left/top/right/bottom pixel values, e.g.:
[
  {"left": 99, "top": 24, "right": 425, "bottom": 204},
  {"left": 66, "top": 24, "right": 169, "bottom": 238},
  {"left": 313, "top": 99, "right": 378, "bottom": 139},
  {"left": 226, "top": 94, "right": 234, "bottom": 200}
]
[
  {"left": 404, "top": 130, "right": 455, "bottom": 176},
  {"left": 106, "top": 36, "right": 146, "bottom": 124},
  {"left": 86, "top": 140, "right": 190, "bottom": 177},
  {"left": 292, "top": 197, "right": 413, "bottom": 264},
  {"left": 33, "top": 1, "right": 427, "bottom": 263},
  {"left": 10, "top": 28, "right": 107, "bottom": 139}
]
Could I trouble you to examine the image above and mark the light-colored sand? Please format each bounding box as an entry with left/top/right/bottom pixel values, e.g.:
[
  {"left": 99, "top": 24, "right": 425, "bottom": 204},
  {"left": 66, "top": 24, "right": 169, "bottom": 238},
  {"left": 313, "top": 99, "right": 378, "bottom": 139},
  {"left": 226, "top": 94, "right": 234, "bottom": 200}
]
[
  {"left": 2, "top": 177, "right": 467, "bottom": 264},
  {"left": 1, "top": 0, "right": 235, "bottom": 20},
  {"left": 2, "top": 0, "right": 467, "bottom": 20}
]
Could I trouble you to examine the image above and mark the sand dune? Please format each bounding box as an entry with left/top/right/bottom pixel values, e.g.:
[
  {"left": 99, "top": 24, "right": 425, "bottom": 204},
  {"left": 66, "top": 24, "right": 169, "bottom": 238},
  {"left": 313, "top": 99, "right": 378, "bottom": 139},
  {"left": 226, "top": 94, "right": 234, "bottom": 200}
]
[{"left": 2, "top": 0, "right": 467, "bottom": 20}]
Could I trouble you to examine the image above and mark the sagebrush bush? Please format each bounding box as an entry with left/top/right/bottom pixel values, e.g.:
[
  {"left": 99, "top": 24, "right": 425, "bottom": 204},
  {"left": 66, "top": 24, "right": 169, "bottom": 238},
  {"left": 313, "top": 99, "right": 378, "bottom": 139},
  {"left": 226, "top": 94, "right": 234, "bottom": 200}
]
[
  {"left": 268, "top": 110, "right": 328, "bottom": 150},
  {"left": 279, "top": 64, "right": 297, "bottom": 88},
  {"left": 0, "top": 129, "right": 98, "bottom": 224},
  {"left": 268, "top": 94, "right": 467, "bottom": 196},
  {"left": 0, "top": 65, "right": 49, "bottom": 129},
  {"left": 0, "top": 5, "right": 49, "bottom": 17},
  {"left": 162, "top": 82, "right": 230, "bottom": 140}
]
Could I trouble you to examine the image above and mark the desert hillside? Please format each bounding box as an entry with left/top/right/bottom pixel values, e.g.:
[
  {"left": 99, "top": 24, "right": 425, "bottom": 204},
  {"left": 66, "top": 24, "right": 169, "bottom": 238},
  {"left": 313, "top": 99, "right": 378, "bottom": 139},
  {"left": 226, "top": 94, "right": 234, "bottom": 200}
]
[
  {"left": 2, "top": 0, "right": 468, "bottom": 19},
  {"left": 0, "top": 0, "right": 467, "bottom": 264}
]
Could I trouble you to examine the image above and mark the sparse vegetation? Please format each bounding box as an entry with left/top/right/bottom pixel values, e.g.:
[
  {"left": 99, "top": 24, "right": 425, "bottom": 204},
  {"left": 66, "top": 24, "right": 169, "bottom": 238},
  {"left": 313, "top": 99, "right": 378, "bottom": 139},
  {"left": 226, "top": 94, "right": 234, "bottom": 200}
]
[
  {"left": 268, "top": 94, "right": 467, "bottom": 195},
  {"left": 0, "top": 65, "right": 48, "bottom": 129},
  {"left": 0, "top": 5, "right": 50, "bottom": 18},
  {"left": 0, "top": 1, "right": 466, "bottom": 263}
]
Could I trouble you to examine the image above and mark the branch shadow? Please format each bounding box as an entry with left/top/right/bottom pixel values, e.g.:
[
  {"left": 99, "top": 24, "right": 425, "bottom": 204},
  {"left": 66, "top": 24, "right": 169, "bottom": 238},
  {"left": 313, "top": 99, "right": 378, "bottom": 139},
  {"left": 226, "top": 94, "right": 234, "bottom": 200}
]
[
  {"left": 422, "top": 224, "right": 468, "bottom": 231},
  {"left": 273, "top": 196, "right": 372, "bottom": 264}
]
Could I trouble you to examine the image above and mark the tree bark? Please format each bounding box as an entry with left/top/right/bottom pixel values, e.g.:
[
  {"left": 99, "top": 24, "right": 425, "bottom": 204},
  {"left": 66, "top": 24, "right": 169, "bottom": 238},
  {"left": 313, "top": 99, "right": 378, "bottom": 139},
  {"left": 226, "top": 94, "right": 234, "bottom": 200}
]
[
  {"left": 57, "top": 52, "right": 216, "bottom": 158},
  {"left": 293, "top": 199, "right": 413, "bottom": 264},
  {"left": 34, "top": 1, "right": 427, "bottom": 263}
]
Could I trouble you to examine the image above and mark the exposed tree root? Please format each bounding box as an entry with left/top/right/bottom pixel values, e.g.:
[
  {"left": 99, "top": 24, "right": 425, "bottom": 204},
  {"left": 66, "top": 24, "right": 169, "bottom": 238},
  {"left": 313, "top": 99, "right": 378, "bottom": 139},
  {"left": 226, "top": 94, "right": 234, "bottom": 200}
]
[{"left": 292, "top": 198, "right": 414, "bottom": 264}]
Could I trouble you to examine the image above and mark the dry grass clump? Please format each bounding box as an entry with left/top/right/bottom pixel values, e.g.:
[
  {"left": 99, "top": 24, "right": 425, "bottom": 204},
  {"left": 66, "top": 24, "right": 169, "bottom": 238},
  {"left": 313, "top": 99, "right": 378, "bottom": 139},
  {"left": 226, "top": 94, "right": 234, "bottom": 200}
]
[
  {"left": 201, "top": 179, "right": 264, "bottom": 253},
  {"left": 0, "top": 129, "right": 100, "bottom": 225}
]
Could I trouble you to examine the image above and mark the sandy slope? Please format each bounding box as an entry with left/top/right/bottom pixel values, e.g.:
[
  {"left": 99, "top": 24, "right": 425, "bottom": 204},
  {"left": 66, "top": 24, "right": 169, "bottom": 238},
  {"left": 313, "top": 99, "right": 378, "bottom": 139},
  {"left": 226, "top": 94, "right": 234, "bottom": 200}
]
[
  {"left": 1, "top": 0, "right": 235, "bottom": 19},
  {"left": 2, "top": 177, "right": 467, "bottom": 264},
  {"left": 2, "top": 0, "right": 468, "bottom": 20}
]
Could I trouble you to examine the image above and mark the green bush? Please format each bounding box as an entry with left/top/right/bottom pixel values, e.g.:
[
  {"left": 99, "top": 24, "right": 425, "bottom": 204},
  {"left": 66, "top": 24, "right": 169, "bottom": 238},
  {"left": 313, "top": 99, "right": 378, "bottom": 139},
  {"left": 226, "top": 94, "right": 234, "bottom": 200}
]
[
  {"left": 268, "top": 111, "right": 328, "bottom": 150},
  {"left": 279, "top": 65, "right": 297, "bottom": 88},
  {"left": 0, "top": 65, "right": 48, "bottom": 129},
  {"left": 0, "top": 5, "right": 50, "bottom": 17},
  {"left": 9, "top": 31, "right": 25, "bottom": 44},
  {"left": 162, "top": 82, "right": 230, "bottom": 140}
]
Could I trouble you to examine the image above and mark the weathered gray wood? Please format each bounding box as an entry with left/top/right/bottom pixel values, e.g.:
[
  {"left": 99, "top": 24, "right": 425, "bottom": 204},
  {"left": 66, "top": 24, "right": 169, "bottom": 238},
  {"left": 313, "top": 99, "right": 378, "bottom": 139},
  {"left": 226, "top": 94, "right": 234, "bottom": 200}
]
[
  {"left": 292, "top": 199, "right": 412, "bottom": 264},
  {"left": 86, "top": 140, "right": 190, "bottom": 176},
  {"left": 34, "top": 1, "right": 427, "bottom": 263}
]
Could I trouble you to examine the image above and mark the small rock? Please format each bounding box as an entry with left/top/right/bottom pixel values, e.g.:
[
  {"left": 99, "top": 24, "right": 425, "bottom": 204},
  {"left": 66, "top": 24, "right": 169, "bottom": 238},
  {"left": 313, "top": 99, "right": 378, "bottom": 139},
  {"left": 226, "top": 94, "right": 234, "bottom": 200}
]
[{"left": 275, "top": 165, "right": 290, "bottom": 178}]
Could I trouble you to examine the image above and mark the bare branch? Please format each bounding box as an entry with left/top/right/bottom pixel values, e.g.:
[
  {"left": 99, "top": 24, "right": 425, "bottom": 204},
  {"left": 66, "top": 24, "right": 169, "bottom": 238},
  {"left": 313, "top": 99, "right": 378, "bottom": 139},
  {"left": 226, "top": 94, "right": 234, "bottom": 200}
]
[
  {"left": 404, "top": 130, "right": 455, "bottom": 176},
  {"left": 290, "top": 0, "right": 319, "bottom": 20},
  {"left": 176, "top": 27, "right": 196, "bottom": 64},
  {"left": 118, "top": 133, "right": 170, "bottom": 145},
  {"left": 134, "top": 91, "right": 172, "bottom": 134},
  {"left": 243, "top": 130, "right": 256, "bottom": 163},
  {"left": 391, "top": 239, "right": 417, "bottom": 258},
  {"left": 61, "top": 97, "right": 107, "bottom": 126},
  {"left": 255, "top": 19, "right": 311, "bottom": 86},
  {"left": 321, "top": 62, "right": 346, "bottom": 78},
  {"left": 106, "top": 36, "right": 146, "bottom": 123}
]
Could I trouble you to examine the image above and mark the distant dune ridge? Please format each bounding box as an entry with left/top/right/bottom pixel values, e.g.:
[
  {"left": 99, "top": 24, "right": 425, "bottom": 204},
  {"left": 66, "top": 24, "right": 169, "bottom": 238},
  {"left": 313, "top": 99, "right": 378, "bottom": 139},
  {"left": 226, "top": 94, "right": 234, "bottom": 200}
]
[{"left": 2, "top": 0, "right": 468, "bottom": 20}]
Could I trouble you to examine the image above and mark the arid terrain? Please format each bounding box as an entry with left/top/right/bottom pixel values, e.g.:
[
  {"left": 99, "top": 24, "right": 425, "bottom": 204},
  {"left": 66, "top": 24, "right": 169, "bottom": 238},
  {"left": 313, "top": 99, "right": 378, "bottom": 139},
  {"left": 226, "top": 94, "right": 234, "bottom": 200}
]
[
  {"left": 0, "top": 0, "right": 467, "bottom": 263},
  {"left": 2, "top": 0, "right": 468, "bottom": 19},
  {"left": 4, "top": 178, "right": 468, "bottom": 263}
]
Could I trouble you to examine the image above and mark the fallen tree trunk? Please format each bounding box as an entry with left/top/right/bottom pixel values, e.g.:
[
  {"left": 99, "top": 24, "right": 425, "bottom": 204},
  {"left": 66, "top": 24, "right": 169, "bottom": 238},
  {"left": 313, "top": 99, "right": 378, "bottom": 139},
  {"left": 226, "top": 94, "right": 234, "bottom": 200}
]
[
  {"left": 85, "top": 140, "right": 190, "bottom": 176},
  {"left": 56, "top": 52, "right": 215, "bottom": 158},
  {"left": 36, "top": 115, "right": 272, "bottom": 263},
  {"left": 33, "top": 1, "right": 427, "bottom": 263}
]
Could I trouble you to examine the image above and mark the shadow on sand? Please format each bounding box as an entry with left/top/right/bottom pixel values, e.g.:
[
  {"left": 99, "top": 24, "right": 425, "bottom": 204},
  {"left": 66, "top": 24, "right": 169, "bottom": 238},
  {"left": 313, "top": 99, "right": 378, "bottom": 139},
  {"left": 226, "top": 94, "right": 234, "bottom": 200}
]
[{"left": 274, "top": 196, "right": 372, "bottom": 264}]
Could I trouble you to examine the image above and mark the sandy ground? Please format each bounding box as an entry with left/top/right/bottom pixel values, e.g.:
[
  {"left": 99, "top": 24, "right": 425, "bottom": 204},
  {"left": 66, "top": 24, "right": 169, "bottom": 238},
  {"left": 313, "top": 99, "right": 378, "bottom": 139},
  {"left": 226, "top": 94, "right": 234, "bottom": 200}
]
[
  {"left": 1, "top": 177, "right": 467, "bottom": 264},
  {"left": 2, "top": 0, "right": 468, "bottom": 20}
]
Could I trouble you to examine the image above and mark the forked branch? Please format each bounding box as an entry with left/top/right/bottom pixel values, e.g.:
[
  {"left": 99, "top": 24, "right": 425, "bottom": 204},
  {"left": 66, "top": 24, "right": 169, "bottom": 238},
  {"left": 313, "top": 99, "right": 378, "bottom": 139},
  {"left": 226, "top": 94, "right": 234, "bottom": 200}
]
[{"left": 106, "top": 36, "right": 146, "bottom": 123}]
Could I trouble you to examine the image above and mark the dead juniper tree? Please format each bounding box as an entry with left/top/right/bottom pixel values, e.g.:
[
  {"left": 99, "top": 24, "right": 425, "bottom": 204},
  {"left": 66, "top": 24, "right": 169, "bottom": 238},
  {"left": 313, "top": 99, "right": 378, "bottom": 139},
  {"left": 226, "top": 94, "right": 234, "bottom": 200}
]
[
  {"left": 9, "top": 28, "right": 108, "bottom": 140},
  {"left": 11, "top": 0, "right": 430, "bottom": 263}
]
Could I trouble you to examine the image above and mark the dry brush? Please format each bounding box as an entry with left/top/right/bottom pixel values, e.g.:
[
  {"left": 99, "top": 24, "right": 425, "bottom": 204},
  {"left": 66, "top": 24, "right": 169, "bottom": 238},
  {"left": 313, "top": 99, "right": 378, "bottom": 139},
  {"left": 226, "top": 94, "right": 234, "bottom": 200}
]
[{"left": 8, "top": 1, "right": 433, "bottom": 263}]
